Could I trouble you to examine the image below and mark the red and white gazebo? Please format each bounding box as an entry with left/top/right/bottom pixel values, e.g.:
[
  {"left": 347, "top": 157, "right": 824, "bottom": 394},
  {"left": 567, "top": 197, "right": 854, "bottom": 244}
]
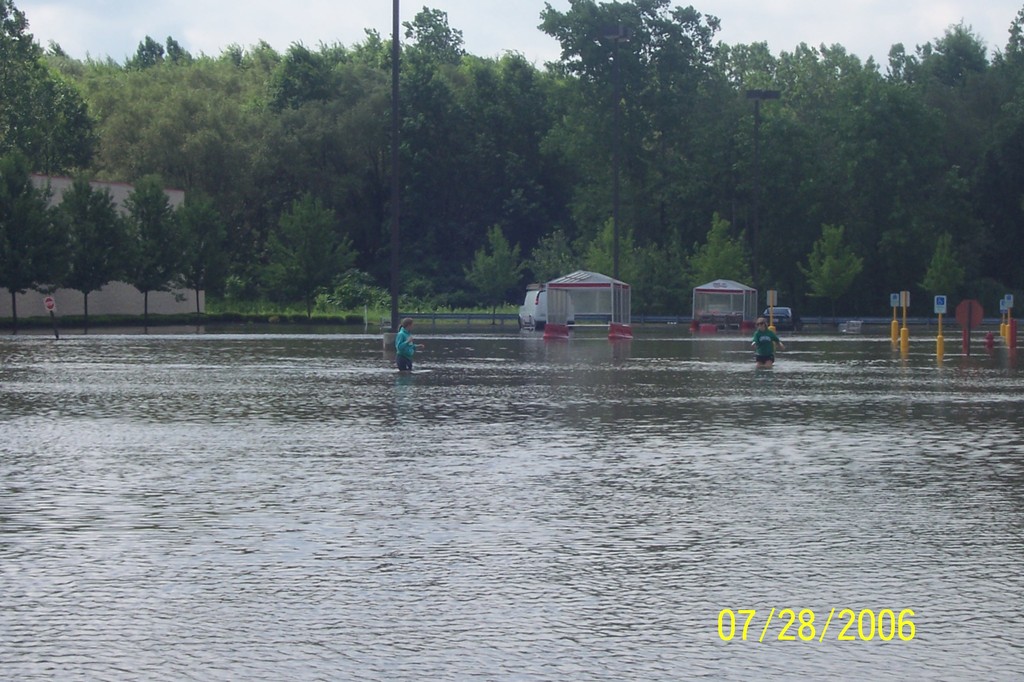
[
  {"left": 691, "top": 279, "right": 758, "bottom": 333},
  {"left": 543, "top": 270, "right": 632, "bottom": 341}
]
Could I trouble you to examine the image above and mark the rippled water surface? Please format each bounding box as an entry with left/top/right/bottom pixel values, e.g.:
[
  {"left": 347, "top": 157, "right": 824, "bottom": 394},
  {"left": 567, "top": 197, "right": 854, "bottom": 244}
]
[{"left": 2, "top": 329, "right": 1023, "bottom": 681}]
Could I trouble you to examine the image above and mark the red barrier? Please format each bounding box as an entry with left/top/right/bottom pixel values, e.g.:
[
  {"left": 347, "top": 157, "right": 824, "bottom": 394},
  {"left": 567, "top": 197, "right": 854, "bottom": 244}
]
[
  {"left": 543, "top": 323, "right": 570, "bottom": 341},
  {"left": 608, "top": 323, "right": 633, "bottom": 340}
]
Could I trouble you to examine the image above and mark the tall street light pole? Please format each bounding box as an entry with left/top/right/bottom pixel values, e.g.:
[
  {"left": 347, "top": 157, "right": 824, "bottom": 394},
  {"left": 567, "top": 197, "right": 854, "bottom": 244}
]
[
  {"left": 389, "top": 0, "right": 401, "bottom": 333},
  {"left": 746, "top": 89, "right": 779, "bottom": 286},
  {"left": 605, "top": 23, "right": 629, "bottom": 280}
]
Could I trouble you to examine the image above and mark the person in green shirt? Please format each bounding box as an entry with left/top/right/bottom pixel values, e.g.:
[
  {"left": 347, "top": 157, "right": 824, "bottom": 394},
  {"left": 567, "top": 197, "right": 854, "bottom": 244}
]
[
  {"left": 395, "top": 317, "right": 424, "bottom": 371},
  {"left": 751, "top": 317, "right": 785, "bottom": 368}
]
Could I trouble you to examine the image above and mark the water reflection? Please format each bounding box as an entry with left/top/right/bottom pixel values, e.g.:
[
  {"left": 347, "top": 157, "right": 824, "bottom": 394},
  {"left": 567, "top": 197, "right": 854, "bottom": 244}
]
[{"left": 1, "top": 331, "right": 1022, "bottom": 680}]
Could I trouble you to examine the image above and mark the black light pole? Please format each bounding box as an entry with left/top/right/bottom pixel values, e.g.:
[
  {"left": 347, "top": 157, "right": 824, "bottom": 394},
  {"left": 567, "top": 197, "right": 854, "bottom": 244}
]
[
  {"left": 605, "top": 23, "right": 629, "bottom": 280},
  {"left": 745, "top": 89, "right": 779, "bottom": 285},
  {"left": 389, "top": 0, "right": 401, "bottom": 333}
]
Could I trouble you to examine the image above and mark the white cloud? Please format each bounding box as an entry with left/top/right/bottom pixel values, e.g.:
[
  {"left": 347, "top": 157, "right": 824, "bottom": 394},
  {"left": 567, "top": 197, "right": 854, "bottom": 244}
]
[
  {"left": 706, "top": 0, "right": 1018, "bottom": 62},
  {"left": 19, "top": 0, "right": 568, "bottom": 62},
  {"left": 16, "top": 0, "right": 1022, "bottom": 66}
]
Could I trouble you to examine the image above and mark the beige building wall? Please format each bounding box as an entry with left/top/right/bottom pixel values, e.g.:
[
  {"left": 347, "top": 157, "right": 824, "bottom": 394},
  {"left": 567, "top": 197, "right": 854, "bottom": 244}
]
[
  {"left": 0, "top": 175, "right": 203, "bottom": 318},
  {"left": 0, "top": 282, "right": 203, "bottom": 318}
]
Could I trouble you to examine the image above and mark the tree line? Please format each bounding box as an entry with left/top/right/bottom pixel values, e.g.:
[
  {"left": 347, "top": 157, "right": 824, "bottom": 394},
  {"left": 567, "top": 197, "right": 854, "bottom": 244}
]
[{"left": 3, "top": 0, "right": 1024, "bottom": 320}]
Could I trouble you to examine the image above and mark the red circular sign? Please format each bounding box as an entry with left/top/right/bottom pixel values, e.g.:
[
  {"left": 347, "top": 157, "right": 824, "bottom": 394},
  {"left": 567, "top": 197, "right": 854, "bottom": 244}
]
[
  {"left": 955, "top": 299, "right": 983, "bottom": 328},
  {"left": 43, "top": 296, "right": 55, "bottom": 311}
]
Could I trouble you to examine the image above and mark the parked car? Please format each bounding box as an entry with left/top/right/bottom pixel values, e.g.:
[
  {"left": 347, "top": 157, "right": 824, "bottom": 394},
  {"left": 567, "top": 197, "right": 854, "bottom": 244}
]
[
  {"left": 518, "top": 284, "right": 575, "bottom": 330},
  {"left": 762, "top": 306, "right": 801, "bottom": 331},
  {"left": 519, "top": 285, "right": 547, "bottom": 330}
]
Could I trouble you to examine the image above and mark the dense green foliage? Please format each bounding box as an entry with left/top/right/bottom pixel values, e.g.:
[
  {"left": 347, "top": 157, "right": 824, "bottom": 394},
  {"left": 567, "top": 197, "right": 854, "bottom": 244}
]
[{"left": 4, "top": 0, "right": 1024, "bottom": 318}]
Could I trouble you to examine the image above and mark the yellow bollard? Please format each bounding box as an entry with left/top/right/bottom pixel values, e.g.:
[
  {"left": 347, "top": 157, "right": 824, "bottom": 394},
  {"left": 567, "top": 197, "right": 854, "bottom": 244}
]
[
  {"left": 936, "top": 313, "right": 944, "bottom": 360},
  {"left": 891, "top": 318, "right": 899, "bottom": 345},
  {"left": 900, "top": 292, "right": 909, "bottom": 354}
]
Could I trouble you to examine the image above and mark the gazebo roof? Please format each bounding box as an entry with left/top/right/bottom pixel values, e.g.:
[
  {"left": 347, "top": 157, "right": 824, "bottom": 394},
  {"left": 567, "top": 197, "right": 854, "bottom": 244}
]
[
  {"left": 693, "top": 279, "right": 755, "bottom": 292},
  {"left": 548, "top": 270, "right": 628, "bottom": 287}
]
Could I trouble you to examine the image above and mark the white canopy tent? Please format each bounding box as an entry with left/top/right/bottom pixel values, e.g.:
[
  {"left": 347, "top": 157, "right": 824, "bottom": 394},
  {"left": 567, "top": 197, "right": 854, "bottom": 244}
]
[{"left": 544, "top": 270, "right": 632, "bottom": 340}]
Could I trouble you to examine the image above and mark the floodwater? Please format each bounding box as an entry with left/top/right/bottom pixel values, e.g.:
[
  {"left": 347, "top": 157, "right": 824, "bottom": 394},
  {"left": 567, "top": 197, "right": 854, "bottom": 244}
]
[{"left": 1, "top": 328, "right": 1022, "bottom": 681}]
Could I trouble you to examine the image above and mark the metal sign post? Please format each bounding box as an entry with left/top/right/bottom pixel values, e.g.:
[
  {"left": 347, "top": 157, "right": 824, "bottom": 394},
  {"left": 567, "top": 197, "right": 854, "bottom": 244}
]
[
  {"left": 956, "top": 299, "right": 984, "bottom": 356},
  {"left": 890, "top": 293, "right": 900, "bottom": 345},
  {"left": 934, "top": 295, "right": 947, "bottom": 359},
  {"left": 44, "top": 296, "right": 59, "bottom": 340},
  {"left": 900, "top": 290, "right": 910, "bottom": 355}
]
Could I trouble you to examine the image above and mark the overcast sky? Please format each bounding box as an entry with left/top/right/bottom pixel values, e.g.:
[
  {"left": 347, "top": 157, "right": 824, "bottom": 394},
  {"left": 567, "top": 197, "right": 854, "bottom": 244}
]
[{"left": 15, "top": 1, "right": 1024, "bottom": 66}]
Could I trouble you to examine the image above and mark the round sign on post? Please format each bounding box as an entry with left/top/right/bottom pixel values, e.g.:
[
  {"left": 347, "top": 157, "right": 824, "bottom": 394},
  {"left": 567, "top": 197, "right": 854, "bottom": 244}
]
[
  {"left": 955, "top": 299, "right": 983, "bottom": 328},
  {"left": 43, "top": 295, "right": 59, "bottom": 339}
]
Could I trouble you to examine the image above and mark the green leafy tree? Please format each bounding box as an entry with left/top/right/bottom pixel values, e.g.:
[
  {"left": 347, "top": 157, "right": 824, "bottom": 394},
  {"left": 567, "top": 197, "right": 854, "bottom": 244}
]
[
  {"left": 263, "top": 193, "right": 355, "bottom": 318},
  {"left": 920, "top": 232, "right": 965, "bottom": 297},
  {"left": 528, "top": 228, "right": 579, "bottom": 283},
  {"left": 687, "top": 213, "right": 751, "bottom": 287},
  {"left": 176, "top": 192, "right": 228, "bottom": 314},
  {"left": 404, "top": 7, "right": 466, "bottom": 66},
  {"left": 799, "top": 224, "right": 864, "bottom": 321},
  {"left": 269, "top": 43, "right": 334, "bottom": 110},
  {"left": 449, "top": 53, "right": 566, "bottom": 272},
  {"left": 539, "top": 0, "right": 723, "bottom": 250},
  {"left": 124, "top": 175, "right": 182, "bottom": 324},
  {"left": 26, "top": 72, "right": 96, "bottom": 174},
  {"left": 0, "top": 152, "right": 57, "bottom": 330},
  {"left": 386, "top": 12, "right": 566, "bottom": 299},
  {"left": 917, "top": 22, "right": 988, "bottom": 87},
  {"left": 464, "top": 225, "right": 525, "bottom": 320},
  {"left": 259, "top": 61, "right": 391, "bottom": 280},
  {"left": 56, "top": 176, "right": 127, "bottom": 327},
  {"left": 164, "top": 37, "right": 193, "bottom": 66},
  {"left": 325, "top": 268, "right": 389, "bottom": 310},
  {"left": 126, "top": 36, "right": 165, "bottom": 70},
  {"left": 584, "top": 218, "right": 637, "bottom": 283},
  {"left": 0, "top": 0, "right": 94, "bottom": 172}
]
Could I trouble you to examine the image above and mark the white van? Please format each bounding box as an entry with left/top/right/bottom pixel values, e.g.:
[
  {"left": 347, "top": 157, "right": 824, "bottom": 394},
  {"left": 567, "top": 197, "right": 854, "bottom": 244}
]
[
  {"left": 518, "top": 284, "right": 547, "bottom": 330},
  {"left": 518, "top": 284, "right": 574, "bottom": 330}
]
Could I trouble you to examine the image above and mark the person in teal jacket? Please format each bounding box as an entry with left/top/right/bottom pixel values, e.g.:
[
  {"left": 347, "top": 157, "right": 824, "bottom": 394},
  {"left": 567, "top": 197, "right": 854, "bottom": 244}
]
[
  {"left": 751, "top": 317, "right": 785, "bottom": 368},
  {"left": 395, "top": 317, "right": 424, "bottom": 371}
]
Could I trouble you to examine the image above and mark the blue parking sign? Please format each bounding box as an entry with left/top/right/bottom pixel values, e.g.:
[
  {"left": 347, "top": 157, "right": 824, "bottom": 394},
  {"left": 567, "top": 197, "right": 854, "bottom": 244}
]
[{"left": 934, "top": 295, "right": 947, "bottom": 314}]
